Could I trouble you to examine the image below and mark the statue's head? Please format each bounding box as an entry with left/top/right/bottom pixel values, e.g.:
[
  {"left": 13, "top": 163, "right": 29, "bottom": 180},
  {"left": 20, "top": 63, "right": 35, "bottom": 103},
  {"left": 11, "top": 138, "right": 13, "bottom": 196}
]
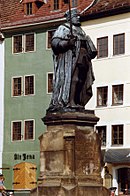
[{"left": 65, "top": 8, "right": 80, "bottom": 26}]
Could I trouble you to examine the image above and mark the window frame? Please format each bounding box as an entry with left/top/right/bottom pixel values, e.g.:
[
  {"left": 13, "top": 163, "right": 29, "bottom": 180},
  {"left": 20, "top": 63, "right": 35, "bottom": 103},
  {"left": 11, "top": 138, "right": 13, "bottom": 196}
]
[
  {"left": 25, "top": 33, "right": 35, "bottom": 52},
  {"left": 51, "top": 0, "right": 62, "bottom": 11},
  {"left": 24, "top": 119, "right": 35, "bottom": 140},
  {"left": 112, "top": 124, "right": 123, "bottom": 146},
  {"left": 46, "top": 30, "right": 56, "bottom": 49},
  {"left": 51, "top": 0, "right": 77, "bottom": 11},
  {"left": 53, "top": 0, "right": 59, "bottom": 10},
  {"left": 24, "top": 75, "right": 35, "bottom": 96},
  {"left": 112, "top": 84, "right": 123, "bottom": 106},
  {"left": 72, "top": 0, "right": 77, "bottom": 7},
  {"left": 26, "top": 2, "right": 33, "bottom": 15},
  {"left": 113, "top": 33, "right": 125, "bottom": 56},
  {"left": 97, "top": 36, "right": 108, "bottom": 59},
  {"left": 12, "top": 33, "right": 35, "bottom": 54},
  {"left": 12, "top": 34, "right": 23, "bottom": 54},
  {"left": 96, "top": 126, "right": 107, "bottom": 146},
  {"left": 12, "top": 76, "right": 23, "bottom": 97},
  {"left": 97, "top": 86, "right": 108, "bottom": 107},
  {"left": 12, "top": 75, "right": 35, "bottom": 97},
  {"left": 11, "top": 121, "right": 22, "bottom": 142},
  {"left": 47, "top": 72, "right": 53, "bottom": 94}
]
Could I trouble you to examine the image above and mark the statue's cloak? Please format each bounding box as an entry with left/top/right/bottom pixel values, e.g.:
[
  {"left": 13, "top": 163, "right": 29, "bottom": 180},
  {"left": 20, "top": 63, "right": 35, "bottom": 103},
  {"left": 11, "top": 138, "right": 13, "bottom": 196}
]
[{"left": 50, "top": 23, "right": 96, "bottom": 108}]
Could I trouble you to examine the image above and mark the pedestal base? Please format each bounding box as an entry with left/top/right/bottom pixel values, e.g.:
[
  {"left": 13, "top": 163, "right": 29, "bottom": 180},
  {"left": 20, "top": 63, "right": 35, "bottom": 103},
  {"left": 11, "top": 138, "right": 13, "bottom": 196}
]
[
  {"left": 31, "top": 182, "right": 109, "bottom": 196},
  {"left": 30, "top": 110, "right": 109, "bottom": 196}
]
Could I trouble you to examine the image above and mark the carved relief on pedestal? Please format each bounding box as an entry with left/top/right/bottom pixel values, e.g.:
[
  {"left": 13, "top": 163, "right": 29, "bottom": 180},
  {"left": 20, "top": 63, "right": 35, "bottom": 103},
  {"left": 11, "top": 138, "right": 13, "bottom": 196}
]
[{"left": 64, "top": 136, "right": 75, "bottom": 175}]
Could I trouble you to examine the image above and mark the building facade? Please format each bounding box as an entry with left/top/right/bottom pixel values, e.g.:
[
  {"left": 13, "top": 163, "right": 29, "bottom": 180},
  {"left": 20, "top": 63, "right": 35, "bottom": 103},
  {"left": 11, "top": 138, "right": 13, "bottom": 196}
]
[
  {"left": 1, "top": 0, "right": 92, "bottom": 192},
  {"left": 0, "top": 34, "right": 4, "bottom": 173},
  {"left": 3, "top": 25, "right": 54, "bottom": 190},
  {"left": 82, "top": 2, "right": 130, "bottom": 195},
  {"left": 1, "top": 0, "right": 130, "bottom": 195}
]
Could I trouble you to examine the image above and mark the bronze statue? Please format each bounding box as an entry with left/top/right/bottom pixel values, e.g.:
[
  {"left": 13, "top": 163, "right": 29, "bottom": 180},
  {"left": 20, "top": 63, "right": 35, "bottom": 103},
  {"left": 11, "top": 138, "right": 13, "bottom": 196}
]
[{"left": 47, "top": 8, "right": 97, "bottom": 112}]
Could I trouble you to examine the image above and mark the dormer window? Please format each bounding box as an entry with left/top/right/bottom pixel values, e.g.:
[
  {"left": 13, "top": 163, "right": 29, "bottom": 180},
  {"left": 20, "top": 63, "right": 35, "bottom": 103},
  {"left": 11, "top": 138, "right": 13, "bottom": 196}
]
[
  {"left": 52, "top": 0, "right": 78, "bottom": 11},
  {"left": 52, "top": 0, "right": 63, "bottom": 11},
  {"left": 54, "top": 0, "right": 59, "bottom": 10},
  {"left": 23, "top": 0, "right": 44, "bottom": 15},
  {"left": 26, "top": 2, "right": 33, "bottom": 15}
]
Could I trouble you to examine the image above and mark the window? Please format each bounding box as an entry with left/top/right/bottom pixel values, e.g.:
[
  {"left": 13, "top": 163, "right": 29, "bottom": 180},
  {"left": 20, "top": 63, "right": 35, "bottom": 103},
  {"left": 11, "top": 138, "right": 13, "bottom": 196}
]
[
  {"left": 97, "top": 86, "right": 108, "bottom": 106},
  {"left": 53, "top": 0, "right": 63, "bottom": 10},
  {"left": 12, "top": 120, "right": 35, "bottom": 142},
  {"left": 12, "top": 121, "right": 22, "bottom": 141},
  {"left": 54, "top": 0, "right": 59, "bottom": 10},
  {"left": 25, "top": 33, "right": 34, "bottom": 52},
  {"left": 113, "top": 33, "right": 125, "bottom": 55},
  {"left": 47, "top": 30, "right": 55, "bottom": 49},
  {"left": 26, "top": 3, "right": 33, "bottom": 15},
  {"left": 13, "top": 35, "right": 22, "bottom": 53},
  {"left": 112, "top": 125, "right": 123, "bottom": 145},
  {"left": 13, "top": 33, "right": 35, "bottom": 53},
  {"left": 24, "top": 0, "right": 44, "bottom": 15},
  {"left": 12, "top": 77, "right": 22, "bottom": 96},
  {"left": 64, "top": 0, "right": 78, "bottom": 6},
  {"left": 47, "top": 73, "right": 53, "bottom": 93},
  {"left": 97, "top": 36, "right": 108, "bottom": 58},
  {"left": 24, "top": 120, "right": 34, "bottom": 140},
  {"left": 12, "top": 75, "right": 35, "bottom": 97},
  {"left": 112, "top": 84, "right": 123, "bottom": 105},
  {"left": 72, "top": 0, "right": 77, "bottom": 7},
  {"left": 96, "top": 126, "right": 106, "bottom": 146},
  {"left": 25, "top": 75, "right": 34, "bottom": 95}
]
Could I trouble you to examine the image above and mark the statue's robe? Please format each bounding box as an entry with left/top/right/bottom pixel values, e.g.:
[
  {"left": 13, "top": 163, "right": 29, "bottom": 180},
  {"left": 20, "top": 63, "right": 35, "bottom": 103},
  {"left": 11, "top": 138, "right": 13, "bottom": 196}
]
[{"left": 48, "top": 23, "right": 97, "bottom": 111}]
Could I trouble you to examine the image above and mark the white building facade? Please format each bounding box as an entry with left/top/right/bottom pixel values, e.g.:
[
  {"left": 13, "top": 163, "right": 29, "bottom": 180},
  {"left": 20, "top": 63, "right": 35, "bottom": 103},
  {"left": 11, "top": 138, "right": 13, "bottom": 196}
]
[
  {"left": 0, "top": 35, "right": 4, "bottom": 173},
  {"left": 83, "top": 11, "right": 130, "bottom": 195}
]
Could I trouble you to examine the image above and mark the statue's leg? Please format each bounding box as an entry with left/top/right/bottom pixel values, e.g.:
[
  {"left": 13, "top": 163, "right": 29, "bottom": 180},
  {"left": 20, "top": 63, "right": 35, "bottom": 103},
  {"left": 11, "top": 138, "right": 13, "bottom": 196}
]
[
  {"left": 68, "top": 66, "right": 79, "bottom": 107},
  {"left": 74, "top": 63, "right": 87, "bottom": 105}
]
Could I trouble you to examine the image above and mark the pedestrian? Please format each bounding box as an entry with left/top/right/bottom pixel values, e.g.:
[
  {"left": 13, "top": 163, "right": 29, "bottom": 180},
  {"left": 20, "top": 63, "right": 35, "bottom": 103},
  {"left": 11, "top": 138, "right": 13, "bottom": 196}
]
[{"left": 0, "top": 174, "right": 6, "bottom": 196}]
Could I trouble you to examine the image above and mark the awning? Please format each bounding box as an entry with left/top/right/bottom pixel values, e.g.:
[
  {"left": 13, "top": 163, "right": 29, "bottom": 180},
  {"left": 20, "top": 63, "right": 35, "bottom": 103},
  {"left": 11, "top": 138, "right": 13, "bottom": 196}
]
[{"left": 104, "top": 149, "right": 130, "bottom": 163}]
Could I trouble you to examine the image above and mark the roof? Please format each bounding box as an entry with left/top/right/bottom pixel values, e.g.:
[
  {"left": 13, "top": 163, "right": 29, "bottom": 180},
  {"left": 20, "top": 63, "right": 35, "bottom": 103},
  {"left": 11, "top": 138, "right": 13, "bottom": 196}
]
[
  {"left": 104, "top": 149, "right": 130, "bottom": 163},
  {"left": 81, "top": 0, "right": 130, "bottom": 20},
  {"left": 1, "top": 0, "right": 130, "bottom": 30},
  {"left": 83, "top": 0, "right": 130, "bottom": 14},
  {"left": 1, "top": 0, "right": 90, "bottom": 29}
]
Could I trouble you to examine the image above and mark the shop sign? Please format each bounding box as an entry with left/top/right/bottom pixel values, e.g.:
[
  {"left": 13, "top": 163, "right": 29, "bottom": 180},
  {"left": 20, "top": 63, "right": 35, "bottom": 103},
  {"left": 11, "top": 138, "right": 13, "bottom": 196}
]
[{"left": 14, "top": 153, "right": 35, "bottom": 161}]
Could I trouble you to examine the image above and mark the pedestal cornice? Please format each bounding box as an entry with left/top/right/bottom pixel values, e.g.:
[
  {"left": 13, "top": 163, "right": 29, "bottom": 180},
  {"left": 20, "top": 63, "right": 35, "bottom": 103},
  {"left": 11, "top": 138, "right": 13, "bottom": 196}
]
[{"left": 42, "top": 110, "right": 99, "bottom": 127}]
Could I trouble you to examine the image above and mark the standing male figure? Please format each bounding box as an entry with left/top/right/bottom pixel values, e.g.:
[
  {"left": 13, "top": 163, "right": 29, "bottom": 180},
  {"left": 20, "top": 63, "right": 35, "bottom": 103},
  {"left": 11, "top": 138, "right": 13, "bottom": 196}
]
[{"left": 47, "top": 8, "right": 97, "bottom": 112}]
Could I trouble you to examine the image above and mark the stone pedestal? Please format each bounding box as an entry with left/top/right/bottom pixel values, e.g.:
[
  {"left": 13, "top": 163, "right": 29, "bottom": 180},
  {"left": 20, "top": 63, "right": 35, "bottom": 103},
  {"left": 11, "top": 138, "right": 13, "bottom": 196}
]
[{"left": 30, "top": 110, "right": 109, "bottom": 196}]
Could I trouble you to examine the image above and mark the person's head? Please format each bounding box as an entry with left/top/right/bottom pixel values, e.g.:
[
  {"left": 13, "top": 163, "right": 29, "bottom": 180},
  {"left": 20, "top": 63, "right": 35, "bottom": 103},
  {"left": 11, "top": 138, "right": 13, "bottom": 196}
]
[
  {"left": 65, "top": 8, "right": 80, "bottom": 26},
  {"left": 0, "top": 174, "right": 5, "bottom": 181}
]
